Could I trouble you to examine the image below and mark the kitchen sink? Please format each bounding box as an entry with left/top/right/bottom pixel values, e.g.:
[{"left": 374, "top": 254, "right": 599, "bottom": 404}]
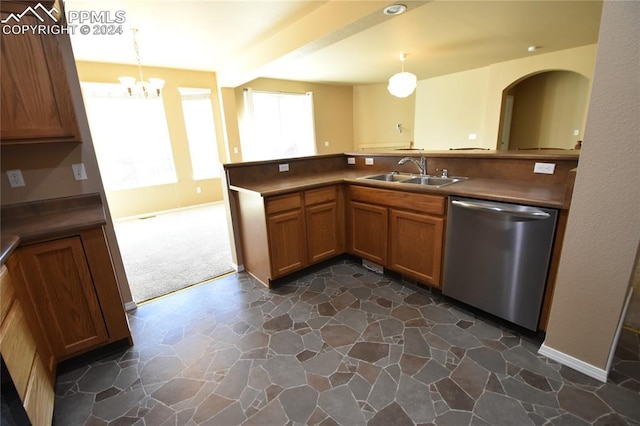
[
  {"left": 403, "top": 176, "right": 466, "bottom": 187},
  {"left": 363, "top": 172, "right": 416, "bottom": 182}
]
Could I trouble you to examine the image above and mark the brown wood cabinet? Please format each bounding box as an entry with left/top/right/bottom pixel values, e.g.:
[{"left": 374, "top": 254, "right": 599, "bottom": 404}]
[
  {"left": 237, "top": 185, "right": 344, "bottom": 287},
  {"left": 0, "top": 264, "right": 55, "bottom": 426},
  {"left": 0, "top": 1, "right": 81, "bottom": 144},
  {"left": 348, "top": 185, "right": 446, "bottom": 288},
  {"left": 18, "top": 237, "right": 109, "bottom": 358},
  {"left": 14, "top": 227, "right": 132, "bottom": 361}
]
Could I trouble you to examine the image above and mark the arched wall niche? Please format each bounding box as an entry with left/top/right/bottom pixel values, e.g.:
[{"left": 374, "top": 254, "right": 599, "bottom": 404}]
[{"left": 498, "top": 70, "right": 590, "bottom": 150}]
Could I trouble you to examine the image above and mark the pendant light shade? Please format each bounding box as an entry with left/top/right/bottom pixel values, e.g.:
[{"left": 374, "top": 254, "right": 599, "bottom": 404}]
[{"left": 388, "top": 53, "right": 417, "bottom": 98}]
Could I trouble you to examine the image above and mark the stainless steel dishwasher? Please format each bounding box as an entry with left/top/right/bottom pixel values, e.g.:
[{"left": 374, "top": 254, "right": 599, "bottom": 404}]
[{"left": 442, "top": 196, "right": 558, "bottom": 330}]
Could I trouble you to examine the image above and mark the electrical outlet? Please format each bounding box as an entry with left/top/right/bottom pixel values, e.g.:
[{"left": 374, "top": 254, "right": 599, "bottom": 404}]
[
  {"left": 72, "top": 163, "right": 88, "bottom": 180},
  {"left": 6, "top": 169, "right": 25, "bottom": 188},
  {"left": 278, "top": 163, "right": 289, "bottom": 172},
  {"left": 347, "top": 157, "right": 356, "bottom": 165},
  {"left": 365, "top": 158, "right": 374, "bottom": 165},
  {"left": 534, "top": 162, "right": 556, "bottom": 174},
  {"left": 324, "top": 141, "right": 329, "bottom": 147}
]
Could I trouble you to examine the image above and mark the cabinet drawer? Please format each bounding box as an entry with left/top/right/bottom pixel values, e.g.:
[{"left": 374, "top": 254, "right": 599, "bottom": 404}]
[
  {"left": 305, "top": 186, "right": 337, "bottom": 206},
  {"left": 349, "top": 185, "right": 445, "bottom": 216},
  {"left": 1, "top": 265, "right": 15, "bottom": 323},
  {"left": 266, "top": 193, "right": 302, "bottom": 215},
  {"left": 0, "top": 302, "right": 37, "bottom": 399}
]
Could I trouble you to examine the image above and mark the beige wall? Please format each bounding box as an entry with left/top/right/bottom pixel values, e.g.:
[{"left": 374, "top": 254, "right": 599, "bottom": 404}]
[
  {"left": 76, "top": 62, "right": 226, "bottom": 218},
  {"left": 413, "top": 44, "right": 598, "bottom": 150},
  {"left": 233, "top": 78, "right": 354, "bottom": 159},
  {"left": 508, "top": 71, "right": 590, "bottom": 150},
  {"left": 353, "top": 84, "right": 415, "bottom": 150},
  {"left": 544, "top": 0, "right": 639, "bottom": 371}
]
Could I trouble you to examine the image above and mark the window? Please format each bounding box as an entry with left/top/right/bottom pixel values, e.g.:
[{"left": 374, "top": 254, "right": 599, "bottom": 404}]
[
  {"left": 242, "top": 89, "right": 316, "bottom": 161},
  {"left": 81, "top": 82, "right": 177, "bottom": 191},
  {"left": 179, "top": 88, "right": 221, "bottom": 179}
]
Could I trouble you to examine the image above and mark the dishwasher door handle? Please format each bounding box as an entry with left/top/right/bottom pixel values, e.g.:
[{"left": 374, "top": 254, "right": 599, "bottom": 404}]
[{"left": 451, "top": 199, "right": 551, "bottom": 219}]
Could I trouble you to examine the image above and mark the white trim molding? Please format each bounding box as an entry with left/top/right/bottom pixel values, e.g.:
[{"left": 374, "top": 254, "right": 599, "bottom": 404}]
[
  {"left": 124, "top": 301, "right": 138, "bottom": 312},
  {"left": 538, "top": 344, "right": 608, "bottom": 383}
]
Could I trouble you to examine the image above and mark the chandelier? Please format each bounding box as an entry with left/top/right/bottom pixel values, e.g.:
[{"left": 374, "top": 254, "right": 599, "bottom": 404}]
[
  {"left": 387, "top": 53, "right": 417, "bottom": 98},
  {"left": 118, "top": 28, "right": 165, "bottom": 97}
]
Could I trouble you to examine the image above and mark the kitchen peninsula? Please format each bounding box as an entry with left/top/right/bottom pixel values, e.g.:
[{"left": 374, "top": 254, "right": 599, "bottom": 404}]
[{"left": 223, "top": 150, "right": 579, "bottom": 332}]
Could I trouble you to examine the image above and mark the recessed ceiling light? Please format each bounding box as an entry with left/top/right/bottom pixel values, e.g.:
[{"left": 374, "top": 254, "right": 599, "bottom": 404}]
[{"left": 383, "top": 4, "right": 407, "bottom": 16}]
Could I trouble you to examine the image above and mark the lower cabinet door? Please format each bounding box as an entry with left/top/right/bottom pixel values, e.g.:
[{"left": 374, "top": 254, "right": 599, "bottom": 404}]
[
  {"left": 23, "top": 353, "right": 54, "bottom": 426},
  {"left": 349, "top": 201, "right": 388, "bottom": 265},
  {"left": 268, "top": 209, "right": 307, "bottom": 278},
  {"left": 388, "top": 209, "right": 444, "bottom": 287},
  {"left": 306, "top": 201, "right": 340, "bottom": 264},
  {"left": 18, "top": 237, "right": 109, "bottom": 358}
]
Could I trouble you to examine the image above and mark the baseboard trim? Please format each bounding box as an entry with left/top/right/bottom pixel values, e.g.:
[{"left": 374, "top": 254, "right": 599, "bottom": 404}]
[
  {"left": 538, "top": 344, "right": 608, "bottom": 383},
  {"left": 124, "top": 301, "right": 138, "bottom": 312},
  {"left": 232, "top": 262, "right": 244, "bottom": 272}
]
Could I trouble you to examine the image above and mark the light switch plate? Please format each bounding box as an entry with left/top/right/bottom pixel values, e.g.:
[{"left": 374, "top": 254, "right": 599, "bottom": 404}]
[
  {"left": 278, "top": 163, "right": 289, "bottom": 172},
  {"left": 534, "top": 162, "right": 556, "bottom": 174},
  {"left": 72, "top": 163, "right": 88, "bottom": 180},
  {"left": 6, "top": 169, "right": 25, "bottom": 187}
]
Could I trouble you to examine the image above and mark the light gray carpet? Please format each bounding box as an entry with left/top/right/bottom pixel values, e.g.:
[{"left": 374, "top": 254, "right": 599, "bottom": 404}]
[{"left": 114, "top": 203, "right": 234, "bottom": 303}]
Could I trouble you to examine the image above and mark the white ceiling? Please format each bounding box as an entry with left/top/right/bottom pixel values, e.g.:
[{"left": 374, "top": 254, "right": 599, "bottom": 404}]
[{"left": 66, "top": 0, "right": 603, "bottom": 88}]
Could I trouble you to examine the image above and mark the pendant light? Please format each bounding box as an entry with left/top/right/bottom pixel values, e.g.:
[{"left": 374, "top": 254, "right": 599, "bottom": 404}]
[
  {"left": 118, "top": 28, "right": 165, "bottom": 97},
  {"left": 388, "top": 53, "right": 417, "bottom": 98}
]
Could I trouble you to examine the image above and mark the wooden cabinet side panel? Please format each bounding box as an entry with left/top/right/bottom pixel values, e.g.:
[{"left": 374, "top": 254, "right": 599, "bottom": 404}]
[
  {"left": 0, "top": 2, "right": 79, "bottom": 143},
  {"left": 348, "top": 201, "right": 388, "bottom": 265},
  {"left": 388, "top": 209, "right": 444, "bottom": 287},
  {"left": 18, "top": 238, "right": 109, "bottom": 358},
  {"left": 5, "top": 256, "right": 56, "bottom": 379},
  {"left": 80, "top": 227, "right": 132, "bottom": 345},
  {"left": 0, "top": 265, "right": 15, "bottom": 323},
  {"left": 237, "top": 191, "right": 271, "bottom": 286},
  {"left": 268, "top": 209, "right": 307, "bottom": 278},
  {"left": 0, "top": 302, "right": 37, "bottom": 399},
  {"left": 23, "top": 353, "right": 54, "bottom": 426},
  {"left": 306, "top": 202, "right": 340, "bottom": 264}
]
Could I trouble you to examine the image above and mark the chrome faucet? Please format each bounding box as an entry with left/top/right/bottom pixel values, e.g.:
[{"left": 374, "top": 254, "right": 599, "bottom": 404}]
[{"left": 398, "top": 153, "right": 426, "bottom": 175}]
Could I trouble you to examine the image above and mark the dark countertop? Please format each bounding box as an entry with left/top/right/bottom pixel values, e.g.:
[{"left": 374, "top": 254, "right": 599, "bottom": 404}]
[
  {"left": 1, "top": 193, "right": 106, "bottom": 265},
  {"left": 229, "top": 171, "right": 568, "bottom": 209}
]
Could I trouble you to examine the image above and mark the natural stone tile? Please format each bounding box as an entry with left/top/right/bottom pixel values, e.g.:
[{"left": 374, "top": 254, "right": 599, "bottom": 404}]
[
  {"left": 503, "top": 346, "right": 561, "bottom": 381},
  {"left": 434, "top": 410, "right": 473, "bottom": 426},
  {"left": 279, "top": 385, "right": 318, "bottom": 423},
  {"left": 368, "top": 402, "right": 414, "bottom": 426},
  {"left": 78, "top": 362, "right": 121, "bottom": 393},
  {"left": 402, "top": 328, "right": 431, "bottom": 357},
  {"left": 467, "top": 347, "right": 507, "bottom": 374},
  {"left": 420, "top": 305, "right": 459, "bottom": 324},
  {"left": 595, "top": 383, "right": 640, "bottom": 421},
  {"left": 192, "top": 393, "right": 234, "bottom": 423},
  {"left": 415, "top": 360, "right": 451, "bottom": 385},
  {"left": 140, "top": 355, "right": 185, "bottom": 385},
  {"left": 486, "top": 372, "right": 505, "bottom": 394},
  {"left": 362, "top": 322, "right": 385, "bottom": 342},
  {"left": 318, "top": 385, "right": 367, "bottom": 425},
  {"left": 501, "top": 377, "right": 558, "bottom": 408},
  {"left": 431, "top": 324, "right": 482, "bottom": 349},
  {"left": 296, "top": 349, "right": 316, "bottom": 362},
  {"left": 391, "top": 305, "right": 421, "bottom": 321},
  {"left": 557, "top": 385, "right": 611, "bottom": 422},
  {"left": 302, "top": 350, "right": 343, "bottom": 376},
  {"left": 203, "top": 401, "right": 246, "bottom": 426},
  {"left": 396, "top": 374, "right": 436, "bottom": 423},
  {"left": 307, "top": 372, "right": 332, "bottom": 393},
  {"left": 262, "top": 355, "right": 307, "bottom": 388},
  {"left": 348, "top": 373, "right": 371, "bottom": 401},
  {"left": 320, "top": 324, "right": 360, "bottom": 348},
  {"left": 215, "top": 359, "right": 251, "bottom": 399},
  {"left": 95, "top": 386, "right": 120, "bottom": 402},
  {"left": 334, "top": 308, "right": 369, "bottom": 333},
  {"left": 348, "top": 342, "right": 389, "bottom": 363},
  {"left": 519, "top": 369, "right": 553, "bottom": 391},
  {"left": 318, "top": 302, "right": 337, "bottom": 316},
  {"left": 141, "top": 401, "right": 174, "bottom": 426},
  {"left": 150, "top": 378, "right": 205, "bottom": 407},
  {"left": 357, "top": 362, "right": 382, "bottom": 385},
  {"left": 399, "top": 353, "right": 429, "bottom": 376},
  {"left": 263, "top": 313, "right": 293, "bottom": 332},
  {"left": 270, "top": 330, "right": 304, "bottom": 355},
  {"left": 92, "top": 388, "right": 146, "bottom": 421},
  {"left": 451, "top": 357, "right": 490, "bottom": 400},
  {"left": 593, "top": 413, "right": 634, "bottom": 426},
  {"left": 378, "top": 317, "right": 404, "bottom": 337},
  {"left": 53, "top": 392, "right": 94, "bottom": 425},
  {"left": 434, "top": 378, "right": 475, "bottom": 411},
  {"left": 236, "top": 330, "right": 269, "bottom": 352},
  {"left": 330, "top": 292, "right": 357, "bottom": 312},
  {"left": 403, "top": 292, "right": 432, "bottom": 306},
  {"left": 474, "top": 392, "right": 533, "bottom": 425},
  {"left": 367, "top": 369, "right": 397, "bottom": 410},
  {"left": 329, "top": 372, "right": 354, "bottom": 387}
]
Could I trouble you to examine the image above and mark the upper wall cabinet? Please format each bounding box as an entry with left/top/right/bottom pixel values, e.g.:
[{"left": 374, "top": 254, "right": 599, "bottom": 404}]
[{"left": 0, "top": 1, "right": 81, "bottom": 145}]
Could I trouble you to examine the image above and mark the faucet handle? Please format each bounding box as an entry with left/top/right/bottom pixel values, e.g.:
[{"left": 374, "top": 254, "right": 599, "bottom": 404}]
[{"left": 436, "top": 168, "right": 448, "bottom": 177}]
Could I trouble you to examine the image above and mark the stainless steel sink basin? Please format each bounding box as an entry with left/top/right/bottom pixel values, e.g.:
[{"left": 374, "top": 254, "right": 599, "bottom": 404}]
[
  {"left": 363, "top": 173, "right": 415, "bottom": 182},
  {"left": 403, "top": 176, "right": 466, "bottom": 187}
]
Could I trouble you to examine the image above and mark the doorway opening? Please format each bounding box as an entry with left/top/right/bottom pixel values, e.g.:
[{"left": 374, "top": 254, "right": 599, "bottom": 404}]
[{"left": 498, "top": 70, "right": 590, "bottom": 150}]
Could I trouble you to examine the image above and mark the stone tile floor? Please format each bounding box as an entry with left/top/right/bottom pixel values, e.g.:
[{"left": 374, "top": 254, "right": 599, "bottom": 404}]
[{"left": 52, "top": 259, "right": 640, "bottom": 425}]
